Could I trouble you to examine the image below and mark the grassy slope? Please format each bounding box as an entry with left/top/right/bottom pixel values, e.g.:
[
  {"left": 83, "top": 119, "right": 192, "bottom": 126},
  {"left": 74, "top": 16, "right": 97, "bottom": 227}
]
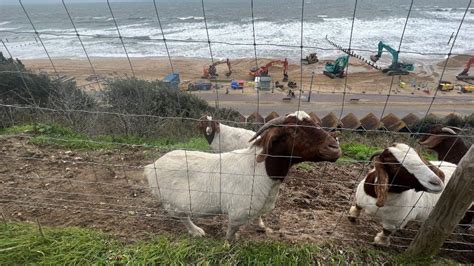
[
  {"left": 0, "top": 222, "right": 452, "bottom": 265},
  {"left": 0, "top": 124, "right": 450, "bottom": 263},
  {"left": 0, "top": 123, "right": 210, "bottom": 152},
  {"left": 1, "top": 123, "right": 437, "bottom": 162}
]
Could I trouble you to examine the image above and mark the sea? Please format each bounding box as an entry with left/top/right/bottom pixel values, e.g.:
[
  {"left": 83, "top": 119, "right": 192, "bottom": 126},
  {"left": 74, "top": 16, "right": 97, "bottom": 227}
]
[{"left": 0, "top": 0, "right": 473, "bottom": 61}]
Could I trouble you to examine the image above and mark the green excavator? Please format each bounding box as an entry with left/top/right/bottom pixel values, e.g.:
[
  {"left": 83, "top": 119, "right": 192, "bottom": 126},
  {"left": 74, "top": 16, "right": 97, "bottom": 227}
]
[
  {"left": 323, "top": 55, "right": 349, "bottom": 79},
  {"left": 370, "top": 41, "right": 414, "bottom": 76}
]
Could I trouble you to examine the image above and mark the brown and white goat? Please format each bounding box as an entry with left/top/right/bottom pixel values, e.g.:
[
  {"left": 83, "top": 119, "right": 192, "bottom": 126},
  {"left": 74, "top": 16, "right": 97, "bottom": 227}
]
[
  {"left": 145, "top": 111, "right": 341, "bottom": 241},
  {"left": 419, "top": 125, "right": 474, "bottom": 230},
  {"left": 197, "top": 115, "right": 255, "bottom": 152},
  {"left": 348, "top": 143, "right": 457, "bottom": 246},
  {"left": 418, "top": 124, "right": 469, "bottom": 164}
]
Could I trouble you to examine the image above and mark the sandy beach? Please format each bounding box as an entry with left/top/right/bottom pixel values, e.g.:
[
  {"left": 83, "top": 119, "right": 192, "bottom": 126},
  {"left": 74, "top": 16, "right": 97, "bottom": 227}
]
[
  {"left": 22, "top": 55, "right": 474, "bottom": 117},
  {"left": 23, "top": 55, "right": 470, "bottom": 90}
]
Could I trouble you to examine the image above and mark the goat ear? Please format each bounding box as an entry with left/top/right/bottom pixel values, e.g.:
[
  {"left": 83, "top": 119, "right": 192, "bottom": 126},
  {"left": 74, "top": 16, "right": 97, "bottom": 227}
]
[
  {"left": 196, "top": 120, "right": 205, "bottom": 131},
  {"left": 373, "top": 156, "right": 389, "bottom": 207},
  {"left": 213, "top": 121, "right": 220, "bottom": 133},
  {"left": 255, "top": 129, "right": 276, "bottom": 163}
]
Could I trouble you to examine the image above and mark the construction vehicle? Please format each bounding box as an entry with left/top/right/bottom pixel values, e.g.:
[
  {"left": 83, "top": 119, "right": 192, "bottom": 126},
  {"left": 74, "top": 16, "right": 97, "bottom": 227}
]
[
  {"left": 188, "top": 79, "right": 212, "bottom": 91},
  {"left": 301, "top": 53, "right": 319, "bottom": 64},
  {"left": 230, "top": 80, "right": 244, "bottom": 90},
  {"left": 456, "top": 56, "right": 474, "bottom": 80},
  {"left": 202, "top": 58, "right": 232, "bottom": 80},
  {"left": 287, "top": 81, "right": 297, "bottom": 88},
  {"left": 370, "top": 41, "right": 414, "bottom": 76},
  {"left": 323, "top": 55, "right": 349, "bottom": 79},
  {"left": 249, "top": 59, "right": 289, "bottom": 82},
  {"left": 438, "top": 81, "right": 454, "bottom": 91},
  {"left": 460, "top": 85, "right": 474, "bottom": 93}
]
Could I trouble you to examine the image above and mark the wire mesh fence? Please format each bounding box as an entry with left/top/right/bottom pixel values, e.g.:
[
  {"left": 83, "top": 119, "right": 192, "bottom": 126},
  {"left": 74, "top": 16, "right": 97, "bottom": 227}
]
[{"left": 0, "top": 0, "right": 473, "bottom": 261}]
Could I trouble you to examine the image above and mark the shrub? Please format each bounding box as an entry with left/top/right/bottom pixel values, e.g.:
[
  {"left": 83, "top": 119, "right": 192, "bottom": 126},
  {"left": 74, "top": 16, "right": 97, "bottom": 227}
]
[
  {"left": 0, "top": 52, "right": 97, "bottom": 130},
  {"left": 100, "top": 78, "right": 241, "bottom": 139}
]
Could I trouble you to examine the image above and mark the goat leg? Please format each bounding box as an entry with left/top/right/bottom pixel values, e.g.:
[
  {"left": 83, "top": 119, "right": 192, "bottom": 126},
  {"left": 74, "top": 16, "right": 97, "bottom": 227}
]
[
  {"left": 374, "top": 228, "right": 393, "bottom": 246},
  {"left": 181, "top": 216, "right": 206, "bottom": 237},
  {"left": 348, "top": 205, "right": 362, "bottom": 224}
]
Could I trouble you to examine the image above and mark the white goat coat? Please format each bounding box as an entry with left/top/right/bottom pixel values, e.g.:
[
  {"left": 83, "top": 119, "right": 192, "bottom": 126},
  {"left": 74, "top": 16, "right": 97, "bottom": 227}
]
[
  {"left": 210, "top": 124, "right": 255, "bottom": 152},
  {"left": 144, "top": 146, "right": 281, "bottom": 223},
  {"left": 354, "top": 161, "right": 456, "bottom": 230}
]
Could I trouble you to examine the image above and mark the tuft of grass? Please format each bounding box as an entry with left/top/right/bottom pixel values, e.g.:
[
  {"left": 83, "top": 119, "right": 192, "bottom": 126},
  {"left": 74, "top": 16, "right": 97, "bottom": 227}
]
[
  {"left": 340, "top": 142, "right": 381, "bottom": 162},
  {"left": 295, "top": 162, "right": 316, "bottom": 173},
  {"left": 0, "top": 123, "right": 210, "bottom": 152},
  {"left": 0, "top": 222, "right": 454, "bottom": 265}
]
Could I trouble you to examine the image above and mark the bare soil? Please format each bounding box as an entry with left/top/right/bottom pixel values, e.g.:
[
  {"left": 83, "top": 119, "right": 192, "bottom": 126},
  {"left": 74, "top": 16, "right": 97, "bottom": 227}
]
[{"left": 0, "top": 135, "right": 472, "bottom": 262}]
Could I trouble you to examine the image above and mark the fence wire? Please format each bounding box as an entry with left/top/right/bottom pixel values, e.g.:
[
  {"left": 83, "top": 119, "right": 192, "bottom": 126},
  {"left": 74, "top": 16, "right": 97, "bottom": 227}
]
[{"left": 0, "top": 0, "right": 473, "bottom": 260}]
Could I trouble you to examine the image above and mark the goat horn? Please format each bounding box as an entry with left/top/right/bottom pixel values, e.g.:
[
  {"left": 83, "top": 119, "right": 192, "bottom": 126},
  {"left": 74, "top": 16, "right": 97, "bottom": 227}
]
[
  {"left": 446, "top": 126, "right": 463, "bottom": 132},
  {"left": 248, "top": 116, "right": 287, "bottom": 142},
  {"left": 368, "top": 151, "right": 383, "bottom": 162},
  {"left": 441, "top": 127, "right": 457, "bottom": 135}
]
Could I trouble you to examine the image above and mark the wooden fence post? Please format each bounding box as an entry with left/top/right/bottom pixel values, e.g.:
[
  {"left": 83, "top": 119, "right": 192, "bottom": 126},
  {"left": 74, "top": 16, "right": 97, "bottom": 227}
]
[{"left": 406, "top": 146, "right": 474, "bottom": 256}]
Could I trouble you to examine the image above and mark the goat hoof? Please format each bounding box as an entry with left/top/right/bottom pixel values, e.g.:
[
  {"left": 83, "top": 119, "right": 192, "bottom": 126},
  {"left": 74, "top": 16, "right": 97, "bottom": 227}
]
[
  {"left": 190, "top": 227, "right": 206, "bottom": 237},
  {"left": 374, "top": 232, "right": 390, "bottom": 246},
  {"left": 348, "top": 216, "right": 358, "bottom": 224}
]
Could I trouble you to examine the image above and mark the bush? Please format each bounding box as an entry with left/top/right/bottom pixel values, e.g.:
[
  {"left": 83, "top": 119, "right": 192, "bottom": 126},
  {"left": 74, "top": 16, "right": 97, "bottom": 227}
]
[
  {"left": 0, "top": 52, "right": 97, "bottom": 130},
  {"left": 100, "top": 78, "right": 241, "bottom": 139}
]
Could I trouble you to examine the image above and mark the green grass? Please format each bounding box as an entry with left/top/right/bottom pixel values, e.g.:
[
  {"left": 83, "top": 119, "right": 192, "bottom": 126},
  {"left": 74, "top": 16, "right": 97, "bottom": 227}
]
[
  {"left": 0, "top": 222, "right": 453, "bottom": 265},
  {"left": 340, "top": 142, "right": 381, "bottom": 162},
  {"left": 0, "top": 123, "right": 209, "bottom": 152},
  {"left": 0, "top": 124, "right": 439, "bottom": 162}
]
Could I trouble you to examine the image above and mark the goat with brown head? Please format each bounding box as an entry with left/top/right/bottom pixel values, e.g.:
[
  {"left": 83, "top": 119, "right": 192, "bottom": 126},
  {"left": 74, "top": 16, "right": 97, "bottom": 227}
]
[
  {"left": 197, "top": 115, "right": 220, "bottom": 145},
  {"left": 197, "top": 115, "right": 256, "bottom": 152},
  {"left": 249, "top": 111, "right": 341, "bottom": 179},
  {"left": 348, "top": 143, "right": 454, "bottom": 246},
  {"left": 146, "top": 111, "right": 342, "bottom": 241},
  {"left": 418, "top": 124, "right": 468, "bottom": 164},
  {"left": 364, "top": 144, "right": 445, "bottom": 208}
]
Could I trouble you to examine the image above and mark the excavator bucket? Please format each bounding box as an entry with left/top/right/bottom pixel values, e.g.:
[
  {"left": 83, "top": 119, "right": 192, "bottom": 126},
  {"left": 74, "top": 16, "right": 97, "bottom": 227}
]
[{"left": 370, "top": 55, "right": 380, "bottom": 62}]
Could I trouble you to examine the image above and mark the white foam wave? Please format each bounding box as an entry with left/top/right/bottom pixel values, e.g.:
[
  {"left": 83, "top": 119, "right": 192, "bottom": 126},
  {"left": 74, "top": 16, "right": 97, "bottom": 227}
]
[
  {"left": 177, "top": 16, "right": 204, "bottom": 21},
  {"left": 0, "top": 21, "right": 11, "bottom": 26},
  {"left": 4, "top": 16, "right": 473, "bottom": 60}
]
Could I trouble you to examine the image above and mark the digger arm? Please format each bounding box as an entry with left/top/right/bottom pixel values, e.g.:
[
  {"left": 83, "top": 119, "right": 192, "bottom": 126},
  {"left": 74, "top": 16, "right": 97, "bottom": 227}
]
[
  {"left": 335, "top": 55, "right": 349, "bottom": 69},
  {"left": 225, "top": 58, "right": 232, "bottom": 76},
  {"left": 373, "top": 41, "right": 399, "bottom": 66},
  {"left": 465, "top": 56, "right": 474, "bottom": 71}
]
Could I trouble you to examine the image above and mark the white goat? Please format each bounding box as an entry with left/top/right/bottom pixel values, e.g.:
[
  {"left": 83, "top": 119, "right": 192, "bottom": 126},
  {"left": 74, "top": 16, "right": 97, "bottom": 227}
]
[
  {"left": 348, "top": 143, "right": 457, "bottom": 246},
  {"left": 197, "top": 115, "right": 255, "bottom": 152},
  {"left": 145, "top": 111, "right": 341, "bottom": 240}
]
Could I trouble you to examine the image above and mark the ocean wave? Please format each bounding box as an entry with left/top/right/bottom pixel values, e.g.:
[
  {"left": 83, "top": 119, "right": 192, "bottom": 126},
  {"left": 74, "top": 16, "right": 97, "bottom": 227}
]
[
  {"left": 3, "top": 16, "right": 473, "bottom": 60},
  {"left": 128, "top": 16, "right": 146, "bottom": 20},
  {"left": 434, "top": 8, "right": 453, "bottom": 12},
  {"left": 0, "top": 21, "right": 11, "bottom": 26},
  {"left": 177, "top": 16, "right": 204, "bottom": 21}
]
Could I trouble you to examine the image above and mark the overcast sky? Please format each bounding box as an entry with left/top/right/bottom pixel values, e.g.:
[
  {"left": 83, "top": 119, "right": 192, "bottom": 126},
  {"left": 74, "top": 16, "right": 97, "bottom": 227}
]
[{"left": 0, "top": 0, "right": 148, "bottom": 4}]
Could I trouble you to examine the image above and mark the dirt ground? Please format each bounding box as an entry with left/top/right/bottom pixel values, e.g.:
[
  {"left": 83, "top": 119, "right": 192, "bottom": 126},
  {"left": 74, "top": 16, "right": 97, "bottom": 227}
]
[{"left": 0, "top": 135, "right": 472, "bottom": 262}]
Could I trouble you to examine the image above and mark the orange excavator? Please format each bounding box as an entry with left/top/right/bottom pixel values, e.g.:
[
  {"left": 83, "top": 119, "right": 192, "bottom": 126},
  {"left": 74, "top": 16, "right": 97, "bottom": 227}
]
[
  {"left": 249, "top": 58, "right": 289, "bottom": 82},
  {"left": 202, "top": 58, "right": 232, "bottom": 80},
  {"left": 456, "top": 56, "right": 474, "bottom": 80}
]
